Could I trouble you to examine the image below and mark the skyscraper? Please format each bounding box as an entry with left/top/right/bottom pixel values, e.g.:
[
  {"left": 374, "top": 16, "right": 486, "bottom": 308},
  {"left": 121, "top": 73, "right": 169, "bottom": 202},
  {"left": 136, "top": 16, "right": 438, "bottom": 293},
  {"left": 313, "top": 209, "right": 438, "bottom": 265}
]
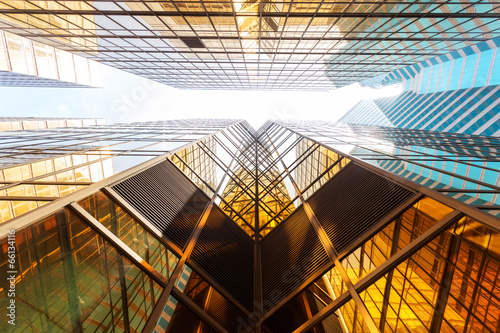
[
  {"left": 0, "top": 117, "right": 106, "bottom": 131},
  {"left": 1, "top": 119, "right": 498, "bottom": 333},
  {"left": 0, "top": 119, "right": 228, "bottom": 223},
  {"left": 0, "top": 31, "right": 102, "bottom": 87},
  {"left": 340, "top": 37, "right": 500, "bottom": 136},
  {"left": 0, "top": 1, "right": 499, "bottom": 89}
]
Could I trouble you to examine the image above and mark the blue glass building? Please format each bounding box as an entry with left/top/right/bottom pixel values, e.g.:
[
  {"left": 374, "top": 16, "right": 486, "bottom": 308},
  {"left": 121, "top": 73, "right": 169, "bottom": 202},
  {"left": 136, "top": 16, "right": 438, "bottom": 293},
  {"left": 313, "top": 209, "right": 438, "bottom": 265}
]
[{"left": 341, "top": 37, "right": 500, "bottom": 136}]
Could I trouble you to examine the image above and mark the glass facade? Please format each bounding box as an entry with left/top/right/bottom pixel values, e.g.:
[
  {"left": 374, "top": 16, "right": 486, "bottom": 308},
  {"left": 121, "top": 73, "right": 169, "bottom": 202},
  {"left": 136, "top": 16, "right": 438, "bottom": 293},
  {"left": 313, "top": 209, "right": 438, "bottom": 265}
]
[
  {"left": 342, "top": 37, "right": 500, "bottom": 137},
  {"left": 277, "top": 120, "right": 500, "bottom": 217},
  {"left": 1, "top": 1, "right": 499, "bottom": 89},
  {"left": 0, "top": 30, "right": 101, "bottom": 87},
  {"left": 0, "top": 117, "right": 106, "bottom": 132},
  {"left": 0, "top": 208, "right": 164, "bottom": 332},
  {"left": 0, "top": 118, "right": 499, "bottom": 333},
  {"left": 0, "top": 119, "right": 238, "bottom": 223}
]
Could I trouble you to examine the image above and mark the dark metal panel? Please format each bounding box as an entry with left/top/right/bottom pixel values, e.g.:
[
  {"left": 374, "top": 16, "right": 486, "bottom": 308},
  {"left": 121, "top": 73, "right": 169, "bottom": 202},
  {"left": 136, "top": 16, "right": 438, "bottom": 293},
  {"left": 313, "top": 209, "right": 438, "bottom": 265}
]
[
  {"left": 264, "top": 289, "right": 343, "bottom": 333},
  {"left": 260, "top": 206, "right": 331, "bottom": 313},
  {"left": 191, "top": 205, "right": 255, "bottom": 312},
  {"left": 112, "top": 160, "right": 210, "bottom": 250},
  {"left": 167, "top": 303, "right": 219, "bottom": 333},
  {"left": 308, "top": 163, "right": 416, "bottom": 253},
  {"left": 205, "top": 288, "right": 253, "bottom": 333},
  {"left": 182, "top": 271, "right": 254, "bottom": 332},
  {"left": 263, "top": 294, "right": 311, "bottom": 333}
]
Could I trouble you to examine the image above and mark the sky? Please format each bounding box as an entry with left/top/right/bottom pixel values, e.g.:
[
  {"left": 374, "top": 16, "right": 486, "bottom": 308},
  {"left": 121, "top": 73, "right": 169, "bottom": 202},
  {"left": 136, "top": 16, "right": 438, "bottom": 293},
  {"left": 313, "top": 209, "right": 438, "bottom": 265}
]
[{"left": 0, "top": 64, "right": 402, "bottom": 130}]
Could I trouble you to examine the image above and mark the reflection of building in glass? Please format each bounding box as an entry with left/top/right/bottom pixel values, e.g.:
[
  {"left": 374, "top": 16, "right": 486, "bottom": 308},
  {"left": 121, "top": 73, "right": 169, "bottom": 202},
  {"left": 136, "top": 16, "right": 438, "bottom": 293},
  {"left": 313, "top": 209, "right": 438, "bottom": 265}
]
[
  {"left": 341, "top": 37, "right": 500, "bottom": 136},
  {"left": 1, "top": 118, "right": 499, "bottom": 333},
  {"left": 1, "top": 1, "right": 499, "bottom": 89},
  {"left": 338, "top": 99, "right": 395, "bottom": 127},
  {"left": 0, "top": 30, "right": 101, "bottom": 87}
]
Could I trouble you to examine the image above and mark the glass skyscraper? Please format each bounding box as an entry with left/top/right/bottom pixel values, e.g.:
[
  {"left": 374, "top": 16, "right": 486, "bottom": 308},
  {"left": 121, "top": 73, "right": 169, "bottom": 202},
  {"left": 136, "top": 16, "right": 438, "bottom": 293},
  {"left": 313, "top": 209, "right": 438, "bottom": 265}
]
[
  {"left": 0, "top": 118, "right": 499, "bottom": 333},
  {"left": 340, "top": 37, "right": 500, "bottom": 136},
  {"left": 0, "top": 1, "right": 499, "bottom": 332},
  {"left": 0, "top": 31, "right": 102, "bottom": 87},
  {"left": 0, "top": 117, "right": 106, "bottom": 131},
  {"left": 0, "top": 1, "right": 499, "bottom": 89},
  {"left": 0, "top": 119, "right": 230, "bottom": 223}
]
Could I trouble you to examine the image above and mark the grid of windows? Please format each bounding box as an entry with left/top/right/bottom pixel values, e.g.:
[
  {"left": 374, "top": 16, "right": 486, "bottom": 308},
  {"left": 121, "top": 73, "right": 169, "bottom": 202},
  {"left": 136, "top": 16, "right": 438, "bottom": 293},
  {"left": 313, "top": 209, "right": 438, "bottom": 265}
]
[
  {"left": 359, "top": 215, "right": 500, "bottom": 333},
  {"left": 0, "top": 117, "right": 106, "bottom": 132},
  {"left": 0, "top": 119, "right": 239, "bottom": 223},
  {"left": 0, "top": 30, "right": 101, "bottom": 87},
  {"left": 1, "top": 1, "right": 499, "bottom": 89},
  {"left": 276, "top": 120, "right": 500, "bottom": 217}
]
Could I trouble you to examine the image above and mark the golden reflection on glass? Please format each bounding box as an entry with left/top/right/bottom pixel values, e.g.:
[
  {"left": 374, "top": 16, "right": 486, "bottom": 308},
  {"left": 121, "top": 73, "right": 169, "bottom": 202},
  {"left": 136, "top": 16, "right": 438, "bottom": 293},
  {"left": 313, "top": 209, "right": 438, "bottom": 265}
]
[
  {"left": 359, "top": 215, "right": 500, "bottom": 332},
  {"left": 219, "top": 166, "right": 293, "bottom": 236},
  {"left": 341, "top": 221, "right": 395, "bottom": 285},
  {"left": 360, "top": 223, "right": 452, "bottom": 331},
  {"left": 170, "top": 137, "right": 217, "bottom": 197},
  {"left": 0, "top": 208, "right": 163, "bottom": 332},
  {"left": 397, "top": 197, "right": 454, "bottom": 250},
  {"left": 294, "top": 138, "right": 351, "bottom": 200},
  {"left": 78, "top": 191, "right": 180, "bottom": 278},
  {"left": 0, "top": 156, "right": 113, "bottom": 224},
  {"left": 338, "top": 298, "right": 370, "bottom": 332}
]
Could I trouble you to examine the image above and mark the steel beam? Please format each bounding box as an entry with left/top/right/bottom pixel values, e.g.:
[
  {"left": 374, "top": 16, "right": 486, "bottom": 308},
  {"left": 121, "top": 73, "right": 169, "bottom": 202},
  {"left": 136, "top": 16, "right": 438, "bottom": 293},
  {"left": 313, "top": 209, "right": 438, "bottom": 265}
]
[
  {"left": 171, "top": 287, "right": 228, "bottom": 333},
  {"left": 294, "top": 210, "right": 463, "bottom": 332},
  {"left": 0, "top": 9, "right": 498, "bottom": 19},
  {"left": 266, "top": 132, "right": 380, "bottom": 333},
  {"left": 10, "top": 33, "right": 491, "bottom": 43},
  {"left": 0, "top": 196, "right": 58, "bottom": 201}
]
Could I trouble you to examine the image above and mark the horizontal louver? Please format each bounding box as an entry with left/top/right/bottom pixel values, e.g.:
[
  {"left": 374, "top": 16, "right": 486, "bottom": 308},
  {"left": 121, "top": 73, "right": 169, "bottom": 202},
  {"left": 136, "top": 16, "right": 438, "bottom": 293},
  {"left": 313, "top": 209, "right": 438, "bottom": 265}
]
[
  {"left": 308, "top": 163, "right": 416, "bottom": 253},
  {"left": 112, "top": 160, "right": 210, "bottom": 250},
  {"left": 261, "top": 206, "right": 330, "bottom": 312},
  {"left": 191, "top": 205, "right": 255, "bottom": 311}
]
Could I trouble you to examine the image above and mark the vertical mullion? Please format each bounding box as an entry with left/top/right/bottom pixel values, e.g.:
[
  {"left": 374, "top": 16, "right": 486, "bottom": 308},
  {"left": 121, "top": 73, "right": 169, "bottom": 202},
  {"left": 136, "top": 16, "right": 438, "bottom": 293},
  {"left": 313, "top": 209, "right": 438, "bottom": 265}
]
[
  {"left": 429, "top": 233, "right": 461, "bottom": 332},
  {"left": 56, "top": 210, "right": 83, "bottom": 332},
  {"left": 379, "top": 216, "right": 402, "bottom": 331},
  {"left": 110, "top": 200, "right": 132, "bottom": 333},
  {"left": 254, "top": 136, "right": 263, "bottom": 332}
]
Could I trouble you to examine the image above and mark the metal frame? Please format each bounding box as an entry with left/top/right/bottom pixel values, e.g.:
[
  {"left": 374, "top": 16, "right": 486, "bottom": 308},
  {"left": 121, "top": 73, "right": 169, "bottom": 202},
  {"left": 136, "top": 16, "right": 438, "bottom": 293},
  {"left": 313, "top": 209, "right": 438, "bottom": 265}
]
[
  {"left": 265, "top": 130, "right": 380, "bottom": 332},
  {"left": 1, "top": 1, "right": 499, "bottom": 89},
  {"left": 293, "top": 210, "right": 463, "bottom": 332},
  {"left": 2, "top": 119, "right": 500, "bottom": 332}
]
